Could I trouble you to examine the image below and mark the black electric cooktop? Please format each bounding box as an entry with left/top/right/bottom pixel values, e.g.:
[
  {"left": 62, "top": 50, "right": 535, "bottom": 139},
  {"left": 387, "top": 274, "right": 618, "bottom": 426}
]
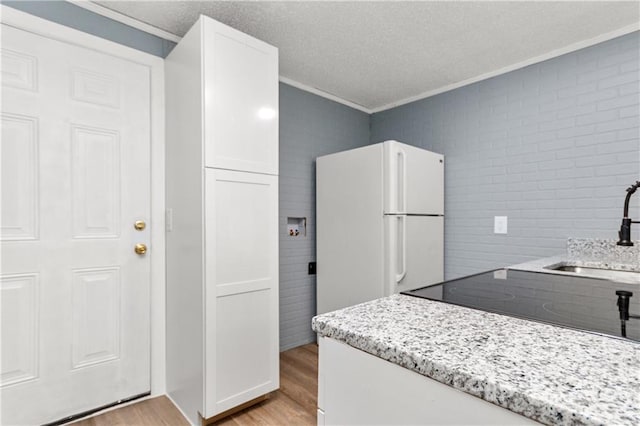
[{"left": 402, "top": 269, "right": 640, "bottom": 342}]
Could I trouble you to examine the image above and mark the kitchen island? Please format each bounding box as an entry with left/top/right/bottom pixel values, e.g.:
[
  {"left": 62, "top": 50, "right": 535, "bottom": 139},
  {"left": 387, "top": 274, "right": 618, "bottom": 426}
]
[{"left": 312, "top": 292, "right": 640, "bottom": 425}]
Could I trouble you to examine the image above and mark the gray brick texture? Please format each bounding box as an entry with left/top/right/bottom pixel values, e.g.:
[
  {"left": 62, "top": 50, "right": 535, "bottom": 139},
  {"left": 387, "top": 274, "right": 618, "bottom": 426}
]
[
  {"left": 279, "top": 83, "right": 370, "bottom": 350},
  {"left": 370, "top": 32, "right": 640, "bottom": 280}
]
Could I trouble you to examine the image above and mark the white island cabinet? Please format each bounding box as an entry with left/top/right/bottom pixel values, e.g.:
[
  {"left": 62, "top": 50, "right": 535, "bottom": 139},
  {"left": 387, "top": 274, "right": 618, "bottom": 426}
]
[
  {"left": 165, "top": 15, "right": 279, "bottom": 425},
  {"left": 318, "top": 337, "right": 537, "bottom": 425},
  {"left": 314, "top": 294, "right": 640, "bottom": 425}
]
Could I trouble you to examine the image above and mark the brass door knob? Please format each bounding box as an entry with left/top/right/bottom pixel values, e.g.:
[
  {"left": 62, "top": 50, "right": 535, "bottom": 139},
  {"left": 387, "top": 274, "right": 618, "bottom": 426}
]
[
  {"left": 134, "top": 243, "right": 147, "bottom": 255},
  {"left": 134, "top": 220, "right": 146, "bottom": 231}
]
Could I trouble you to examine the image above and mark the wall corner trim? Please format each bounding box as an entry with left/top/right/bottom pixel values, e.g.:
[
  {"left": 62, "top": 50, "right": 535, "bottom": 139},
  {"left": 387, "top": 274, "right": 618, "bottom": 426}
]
[{"left": 279, "top": 77, "right": 372, "bottom": 114}]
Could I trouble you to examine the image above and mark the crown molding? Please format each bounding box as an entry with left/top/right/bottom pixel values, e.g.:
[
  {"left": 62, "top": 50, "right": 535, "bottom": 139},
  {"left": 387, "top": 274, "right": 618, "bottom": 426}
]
[
  {"left": 278, "top": 77, "right": 372, "bottom": 114},
  {"left": 70, "top": 1, "right": 183, "bottom": 43},
  {"left": 371, "top": 23, "right": 640, "bottom": 113}
]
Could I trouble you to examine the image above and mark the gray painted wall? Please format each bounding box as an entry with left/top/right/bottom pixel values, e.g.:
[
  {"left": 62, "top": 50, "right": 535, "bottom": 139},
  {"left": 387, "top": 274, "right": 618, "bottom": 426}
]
[
  {"left": 371, "top": 32, "right": 640, "bottom": 280},
  {"left": 279, "top": 84, "right": 370, "bottom": 349}
]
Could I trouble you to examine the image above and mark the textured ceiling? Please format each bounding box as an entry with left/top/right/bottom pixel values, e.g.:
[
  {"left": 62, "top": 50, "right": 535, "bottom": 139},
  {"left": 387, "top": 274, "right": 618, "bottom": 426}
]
[{"left": 95, "top": 1, "right": 640, "bottom": 111}]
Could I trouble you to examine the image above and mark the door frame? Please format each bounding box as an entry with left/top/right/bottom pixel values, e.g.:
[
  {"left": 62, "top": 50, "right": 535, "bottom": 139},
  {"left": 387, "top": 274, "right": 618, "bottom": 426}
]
[{"left": 1, "top": 5, "right": 167, "bottom": 396}]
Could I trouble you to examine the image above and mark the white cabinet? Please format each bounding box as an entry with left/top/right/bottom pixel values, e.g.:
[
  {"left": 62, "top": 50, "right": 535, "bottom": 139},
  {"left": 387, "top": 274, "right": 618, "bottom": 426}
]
[
  {"left": 318, "top": 337, "right": 538, "bottom": 425},
  {"left": 204, "top": 169, "right": 279, "bottom": 415},
  {"left": 165, "top": 15, "right": 279, "bottom": 425},
  {"left": 203, "top": 22, "right": 278, "bottom": 174}
]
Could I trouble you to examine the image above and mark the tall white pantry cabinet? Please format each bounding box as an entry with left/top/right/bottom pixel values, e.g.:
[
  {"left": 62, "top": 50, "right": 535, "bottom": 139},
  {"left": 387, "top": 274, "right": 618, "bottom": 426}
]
[{"left": 165, "top": 16, "right": 279, "bottom": 425}]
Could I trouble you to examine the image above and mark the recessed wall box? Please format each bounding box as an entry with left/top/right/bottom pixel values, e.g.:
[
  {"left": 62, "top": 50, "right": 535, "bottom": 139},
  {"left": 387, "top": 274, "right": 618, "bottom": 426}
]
[{"left": 287, "top": 217, "right": 307, "bottom": 237}]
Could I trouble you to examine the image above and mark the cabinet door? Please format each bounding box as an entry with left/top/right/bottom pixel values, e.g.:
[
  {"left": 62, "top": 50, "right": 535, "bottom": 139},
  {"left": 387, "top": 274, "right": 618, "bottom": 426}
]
[
  {"left": 204, "top": 169, "right": 279, "bottom": 417},
  {"left": 203, "top": 17, "right": 279, "bottom": 175}
]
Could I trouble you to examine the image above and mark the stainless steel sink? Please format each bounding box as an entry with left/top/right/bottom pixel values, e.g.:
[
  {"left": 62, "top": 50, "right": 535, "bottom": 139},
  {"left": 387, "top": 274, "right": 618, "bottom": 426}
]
[{"left": 545, "top": 263, "right": 640, "bottom": 282}]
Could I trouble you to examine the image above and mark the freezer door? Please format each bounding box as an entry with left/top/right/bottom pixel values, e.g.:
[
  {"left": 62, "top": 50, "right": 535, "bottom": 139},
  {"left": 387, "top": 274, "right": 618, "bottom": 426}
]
[
  {"left": 385, "top": 215, "right": 444, "bottom": 295},
  {"left": 384, "top": 141, "right": 444, "bottom": 215}
]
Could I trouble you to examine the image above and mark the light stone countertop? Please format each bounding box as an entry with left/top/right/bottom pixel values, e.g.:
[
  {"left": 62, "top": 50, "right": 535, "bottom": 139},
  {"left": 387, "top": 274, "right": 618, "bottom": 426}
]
[
  {"left": 566, "top": 238, "right": 640, "bottom": 272},
  {"left": 509, "top": 238, "right": 640, "bottom": 284},
  {"left": 312, "top": 294, "right": 640, "bottom": 425},
  {"left": 508, "top": 255, "right": 640, "bottom": 284},
  {"left": 510, "top": 238, "right": 639, "bottom": 276}
]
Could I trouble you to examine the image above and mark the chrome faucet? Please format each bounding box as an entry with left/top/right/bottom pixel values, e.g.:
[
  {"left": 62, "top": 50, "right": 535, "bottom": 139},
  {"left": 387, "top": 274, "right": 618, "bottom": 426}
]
[{"left": 617, "top": 180, "right": 640, "bottom": 246}]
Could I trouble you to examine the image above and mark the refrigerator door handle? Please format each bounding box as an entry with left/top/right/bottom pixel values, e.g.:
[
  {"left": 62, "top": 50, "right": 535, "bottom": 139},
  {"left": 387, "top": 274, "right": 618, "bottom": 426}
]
[
  {"left": 395, "top": 216, "right": 407, "bottom": 283},
  {"left": 397, "top": 148, "right": 407, "bottom": 213}
]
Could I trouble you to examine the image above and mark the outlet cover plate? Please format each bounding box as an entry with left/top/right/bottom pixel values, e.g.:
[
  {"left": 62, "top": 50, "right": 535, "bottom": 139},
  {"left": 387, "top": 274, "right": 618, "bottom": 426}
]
[{"left": 494, "top": 216, "right": 508, "bottom": 234}]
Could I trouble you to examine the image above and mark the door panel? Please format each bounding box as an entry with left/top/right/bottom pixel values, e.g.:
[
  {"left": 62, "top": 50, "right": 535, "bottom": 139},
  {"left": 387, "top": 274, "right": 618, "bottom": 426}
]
[
  {"left": 0, "top": 113, "right": 38, "bottom": 240},
  {"left": 385, "top": 216, "right": 444, "bottom": 295},
  {"left": 216, "top": 288, "right": 273, "bottom": 402},
  {"left": 203, "top": 19, "right": 279, "bottom": 175},
  {"left": 0, "top": 274, "right": 38, "bottom": 387},
  {"left": 71, "top": 124, "right": 121, "bottom": 238},
  {"left": 204, "top": 169, "right": 279, "bottom": 416},
  {"left": 1, "top": 48, "right": 37, "bottom": 90},
  {"left": 1, "top": 24, "right": 151, "bottom": 425},
  {"left": 384, "top": 141, "right": 444, "bottom": 215},
  {"left": 71, "top": 267, "right": 121, "bottom": 369}
]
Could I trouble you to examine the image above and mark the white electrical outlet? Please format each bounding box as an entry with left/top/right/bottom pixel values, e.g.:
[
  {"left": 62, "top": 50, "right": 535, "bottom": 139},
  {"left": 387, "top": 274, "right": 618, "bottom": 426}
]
[
  {"left": 494, "top": 216, "right": 508, "bottom": 234},
  {"left": 493, "top": 269, "right": 508, "bottom": 280}
]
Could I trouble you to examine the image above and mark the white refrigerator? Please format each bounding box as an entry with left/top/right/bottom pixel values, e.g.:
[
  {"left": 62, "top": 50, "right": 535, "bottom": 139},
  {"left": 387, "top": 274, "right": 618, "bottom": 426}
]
[{"left": 316, "top": 140, "right": 444, "bottom": 314}]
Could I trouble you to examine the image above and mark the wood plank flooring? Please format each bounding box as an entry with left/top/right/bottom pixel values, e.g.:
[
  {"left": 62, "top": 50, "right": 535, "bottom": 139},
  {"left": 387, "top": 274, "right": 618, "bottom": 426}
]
[
  {"left": 219, "top": 343, "right": 317, "bottom": 426},
  {"left": 71, "top": 395, "right": 190, "bottom": 426},
  {"left": 72, "top": 343, "right": 318, "bottom": 426}
]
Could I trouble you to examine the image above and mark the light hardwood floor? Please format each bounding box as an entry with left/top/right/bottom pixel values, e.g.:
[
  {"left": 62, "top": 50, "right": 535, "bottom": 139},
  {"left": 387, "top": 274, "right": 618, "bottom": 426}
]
[
  {"left": 71, "top": 395, "right": 189, "bottom": 426},
  {"left": 72, "top": 343, "right": 318, "bottom": 426}
]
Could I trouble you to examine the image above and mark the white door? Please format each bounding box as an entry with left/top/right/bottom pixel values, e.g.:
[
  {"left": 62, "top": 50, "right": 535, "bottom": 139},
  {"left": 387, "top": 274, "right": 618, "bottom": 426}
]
[
  {"left": 204, "top": 168, "right": 279, "bottom": 417},
  {"left": 1, "top": 24, "right": 151, "bottom": 425},
  {"left": 385, "top": 216, "right": 444, "bottom": 295},
  {"left": 384, "top": 141, "right": 444, "bottom": 215}
]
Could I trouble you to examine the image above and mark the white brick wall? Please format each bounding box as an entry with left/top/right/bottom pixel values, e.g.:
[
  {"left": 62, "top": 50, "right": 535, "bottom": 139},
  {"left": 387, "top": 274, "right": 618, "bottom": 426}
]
[{"left": 371, "top": 32, "right": 640, "bottom": 280}]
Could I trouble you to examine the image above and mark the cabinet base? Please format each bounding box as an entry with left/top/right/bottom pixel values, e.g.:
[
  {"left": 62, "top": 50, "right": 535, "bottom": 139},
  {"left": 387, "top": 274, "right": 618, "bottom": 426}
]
[{"left": 200, "top": 394, "right": 271, "bottom": 425}]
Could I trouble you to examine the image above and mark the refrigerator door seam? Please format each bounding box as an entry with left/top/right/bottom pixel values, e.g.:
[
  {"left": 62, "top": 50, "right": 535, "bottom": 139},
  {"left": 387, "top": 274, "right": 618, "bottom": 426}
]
[{"left": 384, "top": 213, "right": 444, "bottom": 217}]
